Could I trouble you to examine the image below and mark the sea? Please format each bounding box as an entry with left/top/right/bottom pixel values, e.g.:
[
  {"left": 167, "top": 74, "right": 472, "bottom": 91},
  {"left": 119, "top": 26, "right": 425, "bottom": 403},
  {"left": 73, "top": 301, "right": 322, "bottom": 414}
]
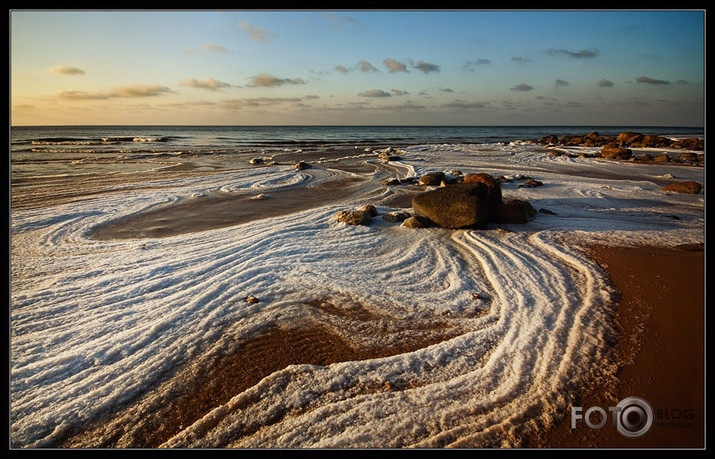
[
  {"left": 10, "top": 124, "right": 704, "bottom": 178},
  {"left": 10, "top": 124, "right": 705, "bottom": 448}
]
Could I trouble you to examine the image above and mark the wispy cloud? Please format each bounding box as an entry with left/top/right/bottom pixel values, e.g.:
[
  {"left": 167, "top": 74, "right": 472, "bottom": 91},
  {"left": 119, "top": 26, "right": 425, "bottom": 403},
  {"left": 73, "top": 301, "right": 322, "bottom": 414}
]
[
  {"left": 554, "top": 79, "right": 570, "bottom": 88},
  {"left": 246, "top": 73, "right": 306, "bottom": 87},
  {"left": 45, "top": 65, "right": 85, "bottom": 76},
  {"left": 359, "top": 89, "right": 392, "bottom": 97},
  {"left": 412, "top": 60, "right": 440, "bottom": 74},
  {"left": 511, "top": 83, "right": 534, "bottom": 91},
  {"left": 597, "top": 79, "right": 615, "bottom": 88},
  {"left": 547, "top": 47, "right": 600, "bottom": 58},
  {"left": 463, "top": 59, "right": 491, "bottom": 71},
  {"left": 239, "top": 21, "right": 270, "bottom": 42},
  {"left": 511, "top": 56, "right": 531, "bottom": 63},
  {"left": 636, "top": 75, "right": 671, "bottom": 85},
  {"left": 180, "top": 77, "right": 231, "bottom": 91},
  {"left": 55, "top": 84, "right": 174, "bottom": 100},
  {"left": 383, "top": 58, "right": 408, "bottom": 73},
  {"left": 201, "top": 43, "right": 227, "bottom": 53},
  {"left": 322, "top": 13, "right": 361, "bottom": 30},
  {"left": 358, "top": 60, "right": 378, "bottom": 72}
]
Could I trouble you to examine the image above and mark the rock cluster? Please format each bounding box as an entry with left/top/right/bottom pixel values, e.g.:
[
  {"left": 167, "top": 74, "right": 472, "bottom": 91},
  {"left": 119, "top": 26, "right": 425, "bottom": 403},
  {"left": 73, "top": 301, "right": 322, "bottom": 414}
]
[
  {"left": 411, "top": 173, "right": 536, "bottom": 229},
  {"left": 531, "top": 131, "right": 704, "bottom": 165}
]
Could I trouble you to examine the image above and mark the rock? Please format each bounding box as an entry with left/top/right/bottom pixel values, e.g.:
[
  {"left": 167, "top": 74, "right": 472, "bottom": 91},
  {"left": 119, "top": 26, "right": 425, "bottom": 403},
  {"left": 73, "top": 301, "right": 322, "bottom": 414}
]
[
  {"left": 245, "top": 296, "right": 260, "bottom": 304},
  {"left": 382, "top": 178, "right": 401, "bottom": 186},
  {"left": 653, "top": 153, "right": 671, "bottom": 162},
  {"left": 538, "top": 208, "right": 557, "bottom": 215},
  {"left": 383, "top": 210, "right": 411, "bottom": 223},
  {"left": 492, "top": 199, "right": 536, "bottom": 224},
  {"left": 418, "top": 172, "right": 446, "bottom": 186},
  {"left": 401, "top": 216, "right": 431, "bottom": 229},
  {"left": 661, "top": 181, "right": 702, "bottom": 194},
  {"left": 294, "top": 160, "right": 311, "bottom": 170},
  {"left": 616, "top": 131, "right": 643, "bottom": 145},
  {"left": 463, "top": 173, "right": 503, "bottom": 207},
  {"left": 674, "top": 242, "right": 704, "bottom": 252},
  {"left": 678, "top": 152, "right": 699, "bottom": 162},
  {"left": 249, "top": 157, "right": 264, "bottom": 165},
  {"left": 335, "top": 210, "right": 372, "bottom": 225},
  {"left": 411, "top": 182, "right": 490, "bottom": 229},
  {"left": 671, "top": 138, "right": 703, "bottom": 150},
  {"left": 519, "top": 178, "right": 544, "bottom": 188},
  {"left": 601, "top": 144, "right": 632, "bottom": 160},
  {"left": 361, "top": 204, "right": 378, "bottom": 216}
]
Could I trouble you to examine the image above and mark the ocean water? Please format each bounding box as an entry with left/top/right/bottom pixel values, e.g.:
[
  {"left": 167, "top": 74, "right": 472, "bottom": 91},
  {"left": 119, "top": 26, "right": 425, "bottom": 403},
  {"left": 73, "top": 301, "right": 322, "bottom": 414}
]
[{"left": 10, "top": 125, "right": 705, "bottom": 448}]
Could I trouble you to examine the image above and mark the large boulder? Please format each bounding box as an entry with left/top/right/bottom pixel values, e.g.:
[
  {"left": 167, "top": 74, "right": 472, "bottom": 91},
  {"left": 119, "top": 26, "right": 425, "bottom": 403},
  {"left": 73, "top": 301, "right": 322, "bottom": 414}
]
[
  {"left": 492, "top": 199, "right": 536, "bottom": 224},
  {"left": 412, "top": 182, "right": 490, "bottom": 229},
  {"left": 661, "top": 181, "right": 702, "bottom": 194},
  {"left": 463, "top": 173, "right": 503, "bottom": 207}
]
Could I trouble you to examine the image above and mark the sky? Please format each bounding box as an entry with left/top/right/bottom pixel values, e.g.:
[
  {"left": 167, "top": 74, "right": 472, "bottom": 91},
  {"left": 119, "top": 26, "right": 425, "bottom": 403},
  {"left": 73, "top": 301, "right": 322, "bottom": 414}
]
[{"left": 10, "top": 9, "right": 705, "bottom": 126}]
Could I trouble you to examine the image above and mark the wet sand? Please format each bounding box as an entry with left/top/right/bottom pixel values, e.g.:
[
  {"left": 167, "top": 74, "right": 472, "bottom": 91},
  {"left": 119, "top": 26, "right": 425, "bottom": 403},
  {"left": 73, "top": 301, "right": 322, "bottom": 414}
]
[{"left": 529, "top": 244, "right": 705, "bottom": 448}]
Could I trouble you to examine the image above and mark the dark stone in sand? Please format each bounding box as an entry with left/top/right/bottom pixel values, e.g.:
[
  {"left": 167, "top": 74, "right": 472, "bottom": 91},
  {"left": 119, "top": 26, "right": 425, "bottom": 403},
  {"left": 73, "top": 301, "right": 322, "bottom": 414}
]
[
  {"left": 412, "top": 182, "right": 490, "bottom": 229},
  {"left": 361, "top": 204, "right": 378, "bottom": 216},
  {"left": 418, "top": 172, "right": 446, "bottom": 186},
  {"left": 401, "top": 216, "right": 431, "bottom": 229},
  {"left": 653, "top": 154, "right": 671, "bottom": 162},
  {"left": 294, "top": 160, "right": 311, "bottom": 170},
  {"left": 492, "top": 199, "right": 536, "bottom": 224},
  {"left": 519, "top": 178, "right": 544, "bottom": 188},
  {"left": 335, "top": 210, "right": 373, "bottom": 225},
  {"left": 383, "top": 210, "right": 411, "bottom": 223},
  {"left": 661, "top": 181, "right": 702, "bottom": 194}
]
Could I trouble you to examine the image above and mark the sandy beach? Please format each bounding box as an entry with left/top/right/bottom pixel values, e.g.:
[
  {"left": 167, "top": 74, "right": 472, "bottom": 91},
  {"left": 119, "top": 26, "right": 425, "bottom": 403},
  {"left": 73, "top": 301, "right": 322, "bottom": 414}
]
[
  {"left": 10, "top": 137, "right": 704, "bottom": 449},
  {"left": 531, "top": 244, "right": 704, "bottom": 448}
]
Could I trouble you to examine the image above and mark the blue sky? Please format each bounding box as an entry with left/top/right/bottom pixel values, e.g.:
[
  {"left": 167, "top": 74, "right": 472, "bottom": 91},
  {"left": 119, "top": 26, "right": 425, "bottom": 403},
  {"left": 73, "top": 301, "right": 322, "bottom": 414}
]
[{"left": 10, "top": 9, "right": 705, "bottom": 126}]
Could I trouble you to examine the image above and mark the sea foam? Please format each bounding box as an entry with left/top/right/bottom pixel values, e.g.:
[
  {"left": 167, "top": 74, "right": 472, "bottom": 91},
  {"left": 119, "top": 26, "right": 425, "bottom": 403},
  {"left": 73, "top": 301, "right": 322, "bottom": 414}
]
[{"left": 10, "top": 142, "right": 704, "bottom": 448}]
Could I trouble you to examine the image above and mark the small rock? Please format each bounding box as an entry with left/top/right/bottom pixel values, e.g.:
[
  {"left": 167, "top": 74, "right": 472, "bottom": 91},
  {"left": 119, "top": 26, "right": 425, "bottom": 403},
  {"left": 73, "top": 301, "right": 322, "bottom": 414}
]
[
  {"left": 418, "top": 172, "right": 446, "bottom": 186},
  {"left": 249, "top": 158, "right": 264, "bottom": 165},
  {"left": 335, "top": 210, "right": 372, "bottom": 225},
  {"left": 401, "top": 216, "right": 431, "bottom": 229},
  {"left": 294, "top": 160, "right": 311, "bottom": 170},
  {"left": 383, "top": 210, "right": 411, "bottom": 223},
  {"left": 361, "top": 204, "right": 378, "bottom": 217},
  {"left": 538, "top": 208, "right": 557, "bottom": 215},
  {"left": 245, "top": 296, "right": 260, "bottom": 304},
  {"left": 661, "top": 181, "right": 702, "bottom": 194}
]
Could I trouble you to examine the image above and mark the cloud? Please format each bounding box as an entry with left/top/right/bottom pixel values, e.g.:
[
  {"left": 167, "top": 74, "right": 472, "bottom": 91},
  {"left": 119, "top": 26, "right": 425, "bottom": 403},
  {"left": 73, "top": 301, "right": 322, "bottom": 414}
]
[
  {"left": 463, "top": 59, "right": 491, "bottom": 71},
  {"left": 554, "top": 79, "right": 570, "bottom": 88},
  {"left": 636, "top": 76, "right": 671, "bottom": 85},
  {"left": 322, "top": 13, "right": 361, "bottom": 29},
  {"left": 597, "top": 79, "right": 615, "bottom": 88},
  {"left": 246, "top": 73, "right": 306, "bottom": 87},
  {"left": 390, "top": 89, "right": 408, "bottom": 96},
  {"left": 412, "top": 60, "right": 440, "bottom": 74},
  {"left": 511, "top": 84, "right": 534, "bottom": 91},
  {"left": 547, "top": 48, "right": 600, "bottom": 58},
  {"left": 335, "top": 65, "right": 350, "bottom": 74},
  {"left": 55, "top": 84, "right": 174, "bottom": 100},
  {"left": 442, "top": 100, "right": 488, "bottom": 109},
  {"left": 180, "top": 77, "right": 231, "bottom": 91},
  {"left": 383, "top": 58, "right": 408, "bottom": 73},
  {"left": 45, "top": 65, "right": 85, "bottom": 76},
  {"left": 239, "top": 21, "right": 270, "bottom": 42},
  {"left": 358, "top": 60, "right": 378, "bottom": 72},
  {"left": 511, "top": 56, "right": 531, "bottom": 63},
  {"left": 220, "top": 97, "right": 303, "bottom": 109},
  {"left": 201, "top": 43, "right": 227, "bottom": 53},
  {"left": 359, "top": 89, "right": 392, "bottom": 97}
]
